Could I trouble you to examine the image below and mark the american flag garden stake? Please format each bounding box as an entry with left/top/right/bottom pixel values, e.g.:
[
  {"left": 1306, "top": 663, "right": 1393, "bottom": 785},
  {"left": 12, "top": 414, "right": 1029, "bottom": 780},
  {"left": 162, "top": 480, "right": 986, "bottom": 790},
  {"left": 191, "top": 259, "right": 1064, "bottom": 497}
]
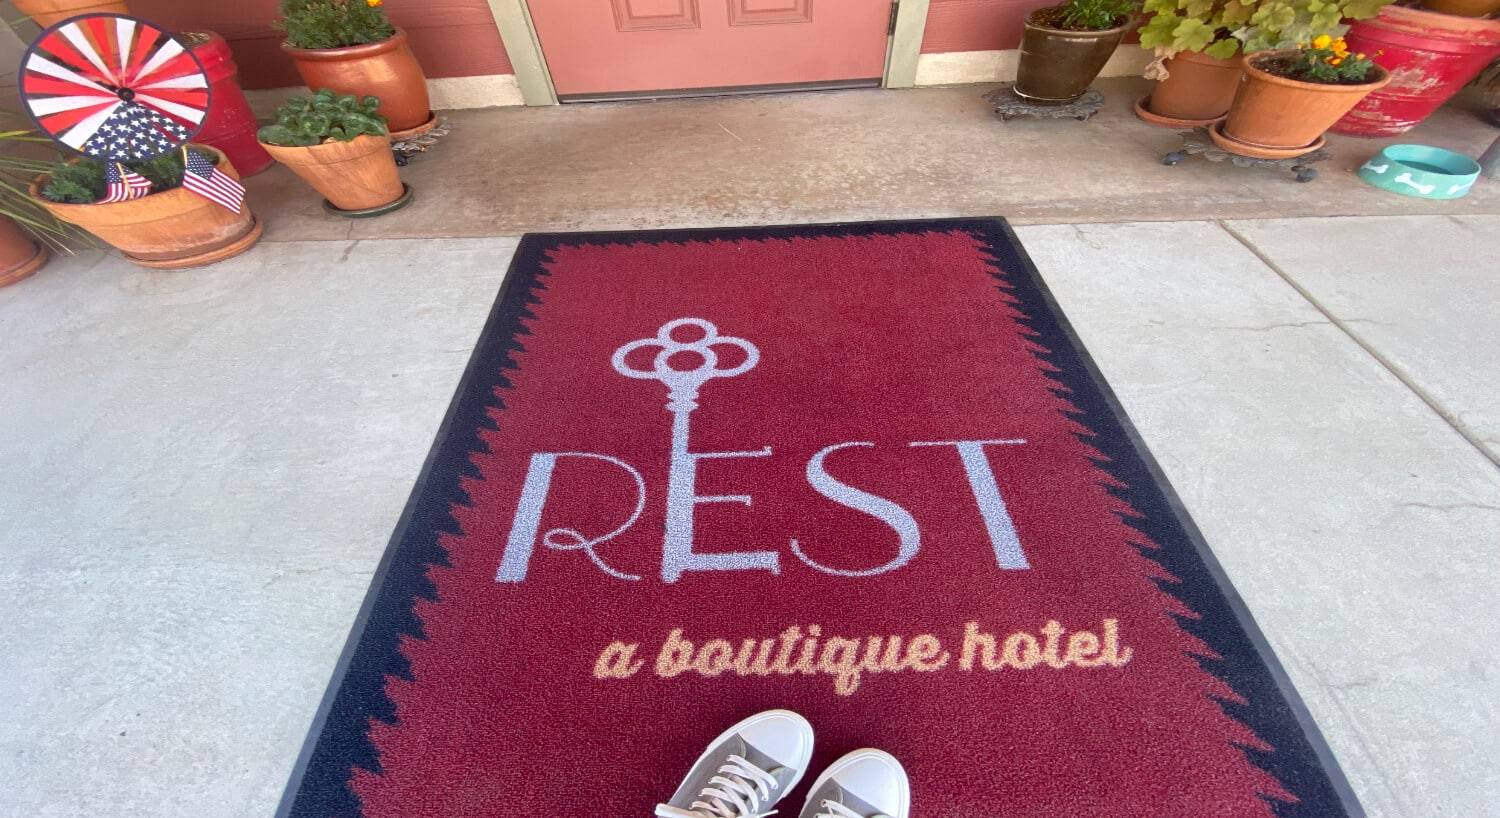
[
  {"left": 102, "top": 161, "right": 151, "bottom": 203},
  {"left": 181, "top": 147, "right": 245, "bottom": 214}
]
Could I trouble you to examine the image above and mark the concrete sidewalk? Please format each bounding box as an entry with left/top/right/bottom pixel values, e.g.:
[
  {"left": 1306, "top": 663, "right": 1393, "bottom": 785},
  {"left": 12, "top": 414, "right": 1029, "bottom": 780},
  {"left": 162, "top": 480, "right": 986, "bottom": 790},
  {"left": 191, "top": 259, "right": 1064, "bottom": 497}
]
[
  {"left": 3, "top": 216, "right": 1496, "bottom": 817},
  {"left": 2, "top": 84, "right": 1498, "bottom": 818}
]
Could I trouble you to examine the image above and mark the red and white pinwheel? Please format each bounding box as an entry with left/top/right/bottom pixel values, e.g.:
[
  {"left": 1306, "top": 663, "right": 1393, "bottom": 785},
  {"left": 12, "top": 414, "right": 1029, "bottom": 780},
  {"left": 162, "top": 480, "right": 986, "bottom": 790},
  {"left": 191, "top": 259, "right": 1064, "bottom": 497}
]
[{"left": 19, "top": 14, "right": 210, "bottom": 162}]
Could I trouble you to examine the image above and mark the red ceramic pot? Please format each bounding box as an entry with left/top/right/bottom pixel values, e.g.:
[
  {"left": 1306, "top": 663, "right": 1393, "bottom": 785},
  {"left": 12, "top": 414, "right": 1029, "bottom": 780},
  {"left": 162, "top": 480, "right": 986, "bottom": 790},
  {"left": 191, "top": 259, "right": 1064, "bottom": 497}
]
[
  {"left": 184, "top": 31, "right": 273, "bottom": 176},
  {"left": 1331, "top": 6, "right": 1500, "bottom": 137}
]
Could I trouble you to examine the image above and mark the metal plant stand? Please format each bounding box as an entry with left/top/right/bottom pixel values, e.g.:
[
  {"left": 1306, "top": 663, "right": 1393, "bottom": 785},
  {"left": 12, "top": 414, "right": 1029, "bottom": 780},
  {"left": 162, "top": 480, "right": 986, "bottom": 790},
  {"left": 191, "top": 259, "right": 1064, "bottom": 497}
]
[
  {"left": 392, "top": 117, "right": 451, "bottom": 166},
  {"left": 985, "top": 85, "right": 1105, "bottom": 122},
  {"left": 1162, "top": 127, "right": 1330, "bottom": 182}
]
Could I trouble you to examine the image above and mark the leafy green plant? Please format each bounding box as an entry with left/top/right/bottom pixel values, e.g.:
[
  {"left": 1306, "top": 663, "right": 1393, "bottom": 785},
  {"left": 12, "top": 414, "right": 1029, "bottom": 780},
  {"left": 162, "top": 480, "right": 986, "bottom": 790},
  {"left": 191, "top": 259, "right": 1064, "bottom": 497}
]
[
  {"left": 1139, "top": 0, "right": 1391, "bottom": 76},
  {"left": 0, "top": 130, "right": 87, "bottom": 251},
  {"left": 278, "top": 0, "right": 395, "bottom": 50},
  {"left": 256, "top": 89, "right": 388, "bottom": 147},
  {"left": 1139, "top": 0, "right": 1252, "bottom": 63},
  {"left": 1235, "top": 0, "right": 1390, "bottom": 53},
  {"left": 38, "top": 150, "right": 212, "bottom": 205},
  {"left": 1045, "top": 0, "right": 1138, "bottom": 30}
]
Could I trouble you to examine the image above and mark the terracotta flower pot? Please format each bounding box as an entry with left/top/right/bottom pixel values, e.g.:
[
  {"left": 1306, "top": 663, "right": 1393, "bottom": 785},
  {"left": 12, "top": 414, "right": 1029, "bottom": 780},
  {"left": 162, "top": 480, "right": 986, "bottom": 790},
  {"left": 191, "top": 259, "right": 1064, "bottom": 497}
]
[
  {"left": 1147, "top": 50, "right": 1243, "bottom": 122},
  {"left": 0, "top": 216, "right": 49, "bottom": 288},
  {"left": 1223, "top": 50, "right": 1391, "bottom": 152},
  {"left": 1420, "top": 0, "right": 1500, "bottom": 17},
  {"left": 282, "top": 29, "right": 433, "bottom": 135},
  {"left": 259, "top": 133, "right": 404, "bottom": 212},
  {"left": 12, "top": 0, "right": 128, "bottom": 27},
  {"left": 1016, "top": 8, "right": 1131, "bottom": 103},
  {"left": 29, "top": 145, "right": 263, "bottom": 270}
]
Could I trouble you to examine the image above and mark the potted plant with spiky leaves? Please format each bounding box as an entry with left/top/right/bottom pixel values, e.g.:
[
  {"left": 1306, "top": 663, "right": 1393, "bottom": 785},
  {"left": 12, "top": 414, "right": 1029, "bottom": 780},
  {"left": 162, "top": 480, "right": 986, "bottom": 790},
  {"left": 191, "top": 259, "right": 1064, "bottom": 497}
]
[{"left": 0, "top": 129, "right": 86, "bottom": 286}]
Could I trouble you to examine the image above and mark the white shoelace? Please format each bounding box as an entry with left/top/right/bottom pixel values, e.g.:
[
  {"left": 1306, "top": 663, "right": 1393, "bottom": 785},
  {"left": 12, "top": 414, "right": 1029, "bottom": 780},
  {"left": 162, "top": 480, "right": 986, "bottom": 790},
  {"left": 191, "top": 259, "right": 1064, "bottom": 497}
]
[
  {"left": 814, "top": 800, "right": 877, "bottom": 818},
  {"left": 654, "top": 754, "right": 782, "bottom": 818}
]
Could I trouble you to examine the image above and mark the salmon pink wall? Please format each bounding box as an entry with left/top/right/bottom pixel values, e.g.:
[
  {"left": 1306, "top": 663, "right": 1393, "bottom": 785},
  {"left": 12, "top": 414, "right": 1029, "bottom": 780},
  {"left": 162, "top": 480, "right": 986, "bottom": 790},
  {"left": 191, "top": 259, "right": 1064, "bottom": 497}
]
[
  {"left": 921, "top": 0, "right": 1140, "bottom": 52},
  {"left": 921, "top": 0, "right": 1056, "bottom": 52},
  {"left": 129, "top": 0, "right": 513, "bottom": 89}
]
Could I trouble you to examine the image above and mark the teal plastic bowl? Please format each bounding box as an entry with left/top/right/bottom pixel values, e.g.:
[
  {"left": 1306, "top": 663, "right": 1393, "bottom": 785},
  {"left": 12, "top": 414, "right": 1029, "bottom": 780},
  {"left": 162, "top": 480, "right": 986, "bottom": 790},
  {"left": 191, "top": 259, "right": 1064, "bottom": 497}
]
[{"left": 1359, "top": 145, "right": 1480, "bottom": 200}]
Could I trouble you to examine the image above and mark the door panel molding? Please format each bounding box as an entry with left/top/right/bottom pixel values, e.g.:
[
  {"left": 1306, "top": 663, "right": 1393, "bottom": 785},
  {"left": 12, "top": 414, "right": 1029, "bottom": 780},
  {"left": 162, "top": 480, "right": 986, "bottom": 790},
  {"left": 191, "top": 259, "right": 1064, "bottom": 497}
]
[
  {"left": 727, "top": 0, "right": 813, "bottom": 26},
  {"left": 506, "top": 0, "right": 916, "bottom": 100},
  {"left": 614, "top": 0, "right": 701, "bottom": 31}
]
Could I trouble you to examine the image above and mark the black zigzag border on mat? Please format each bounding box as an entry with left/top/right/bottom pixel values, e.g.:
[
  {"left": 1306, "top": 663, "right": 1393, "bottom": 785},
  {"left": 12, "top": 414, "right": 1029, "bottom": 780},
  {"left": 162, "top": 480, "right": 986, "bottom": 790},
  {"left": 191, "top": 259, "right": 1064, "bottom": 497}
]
[
  {"left": 969, "top": 219, "right": 1361, "bottom": 818},
  {"left": 277, "top": 218, "right": 1362, "bottom": 818},
  {"left": 279, "top": 238, "right": 555, "bottom": 818}
]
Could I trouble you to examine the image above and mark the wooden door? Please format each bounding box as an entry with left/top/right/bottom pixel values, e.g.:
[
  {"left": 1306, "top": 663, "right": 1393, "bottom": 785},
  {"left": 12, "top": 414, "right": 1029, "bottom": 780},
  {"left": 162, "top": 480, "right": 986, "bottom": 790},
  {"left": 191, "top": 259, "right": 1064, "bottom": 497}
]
[{"left": 528, "top": 0, "right": 894, "bottom": 99}]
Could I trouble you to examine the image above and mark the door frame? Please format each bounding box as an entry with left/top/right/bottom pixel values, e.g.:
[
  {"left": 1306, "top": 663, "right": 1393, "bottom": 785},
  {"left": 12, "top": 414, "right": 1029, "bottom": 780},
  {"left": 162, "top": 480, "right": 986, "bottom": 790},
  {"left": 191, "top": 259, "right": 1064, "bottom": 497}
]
[{"left": 483, "top": 0, "right": 931, "bottom": 105}]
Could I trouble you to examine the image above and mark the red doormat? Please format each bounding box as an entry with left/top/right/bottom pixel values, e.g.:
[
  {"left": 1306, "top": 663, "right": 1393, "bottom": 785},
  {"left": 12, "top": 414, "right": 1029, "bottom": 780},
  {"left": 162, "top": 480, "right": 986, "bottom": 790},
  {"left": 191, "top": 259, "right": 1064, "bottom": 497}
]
[{"left": 281, "top": 220, "right": 1360, "bottom": 818}]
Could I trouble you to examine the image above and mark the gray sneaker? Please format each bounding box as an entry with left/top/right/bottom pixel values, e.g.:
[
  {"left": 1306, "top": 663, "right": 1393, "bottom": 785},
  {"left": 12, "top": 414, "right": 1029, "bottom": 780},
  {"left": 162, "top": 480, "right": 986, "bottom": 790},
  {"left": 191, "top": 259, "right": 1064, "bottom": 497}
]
[
  {"left": 797, "top": 749, "right": 911, "bottom": 818},
  {"left": 655, "top": 709, "right": 816, "bottom": 818}
]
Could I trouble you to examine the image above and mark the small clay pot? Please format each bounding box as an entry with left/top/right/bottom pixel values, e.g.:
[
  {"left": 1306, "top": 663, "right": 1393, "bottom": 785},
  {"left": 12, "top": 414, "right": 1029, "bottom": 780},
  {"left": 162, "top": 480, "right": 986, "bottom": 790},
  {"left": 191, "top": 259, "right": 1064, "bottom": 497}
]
[
  {"left": 282, "top": 29, "right": 433, "bottom": 134},
  {"left": 1222, "top": 50, "right": 1391, "bottom": 154},
  {"left": 12, "top": 0, "right": 128, "bottom": 27},
  {"left": 29, "top": 145, "right": 262, "bottom": 270},
  {"left": 1146, "top": 49, "right": 1243, "bottom": 123},
  {"left": 1420, "top": 0, "right": 1500, "bottom": 16},
  {"left": 1015, "top": 7, "right": 1131, "bottom": 103},
  {"left": 0, "top": 216, "right": 48, "bottom": 288},
  {"left": 260, "top": 133, "right": 405, "bottom": 212}
]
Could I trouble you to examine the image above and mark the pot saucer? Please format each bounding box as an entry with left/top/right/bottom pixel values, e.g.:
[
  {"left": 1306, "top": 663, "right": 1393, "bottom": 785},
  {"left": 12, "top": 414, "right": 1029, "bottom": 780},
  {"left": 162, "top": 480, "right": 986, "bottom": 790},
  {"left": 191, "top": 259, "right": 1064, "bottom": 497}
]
[
  {"left": 0, "top": 241, "right": 48, "bottom": 287},
  {"left": 1209, "top": 121, "right": 1325, "bottom": 159},
  {"left": 1133, "top": 96, "right": 1226, "bottom": 129},
  {"left": 127, "top": 216, "right": 265, "bottom": 270},
  {"left": 323, "top": 183, "right": 415, "bottom": 218},
  {"left": 389, "top": 113, "right": 438, "bottom": 141}
]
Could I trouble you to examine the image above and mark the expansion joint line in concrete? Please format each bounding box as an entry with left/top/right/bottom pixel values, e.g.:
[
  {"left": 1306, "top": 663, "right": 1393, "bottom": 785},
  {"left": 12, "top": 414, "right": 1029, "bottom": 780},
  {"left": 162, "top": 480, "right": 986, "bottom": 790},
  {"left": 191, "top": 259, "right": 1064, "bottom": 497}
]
[{"left": 1215, "top": 219, "right": 1500, "bottom": 473}]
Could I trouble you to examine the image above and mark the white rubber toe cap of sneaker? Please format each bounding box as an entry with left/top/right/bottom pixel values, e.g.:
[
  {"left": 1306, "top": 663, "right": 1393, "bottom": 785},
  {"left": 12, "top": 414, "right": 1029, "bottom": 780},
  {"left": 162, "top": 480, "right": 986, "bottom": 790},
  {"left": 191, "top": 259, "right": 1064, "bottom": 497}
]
[
  {"left": 737, "top": 709, "right": 815, "bottom": 771},
  {"left": 828, "top": 750, "right": 910, "bottom": 817}
]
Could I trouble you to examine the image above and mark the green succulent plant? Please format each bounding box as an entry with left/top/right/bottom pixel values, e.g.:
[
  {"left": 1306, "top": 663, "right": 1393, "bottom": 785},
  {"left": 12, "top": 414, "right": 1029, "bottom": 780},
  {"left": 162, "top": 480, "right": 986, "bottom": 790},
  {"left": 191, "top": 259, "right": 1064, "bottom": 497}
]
[{"left": 256, "top": 89, "right": 389, "bottom": 148}]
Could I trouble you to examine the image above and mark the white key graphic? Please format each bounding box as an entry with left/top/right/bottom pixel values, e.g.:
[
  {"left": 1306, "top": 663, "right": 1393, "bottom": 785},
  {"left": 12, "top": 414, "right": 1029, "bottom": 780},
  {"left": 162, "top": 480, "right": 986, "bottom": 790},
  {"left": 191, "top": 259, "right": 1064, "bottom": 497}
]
[
  {"left": 613, "top": 317, "right": 759, "bottom": 423},
  {"left": 613, "top": 318, "right": 776, "bottom": 582}
]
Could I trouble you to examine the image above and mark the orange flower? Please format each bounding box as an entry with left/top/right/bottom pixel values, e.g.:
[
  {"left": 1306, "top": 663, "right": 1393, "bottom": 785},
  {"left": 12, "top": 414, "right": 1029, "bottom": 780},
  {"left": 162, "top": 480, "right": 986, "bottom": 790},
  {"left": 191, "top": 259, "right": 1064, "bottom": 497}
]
[
  {"left": 1329, "top": 57, "right": 1344, "bottom": 65},
  {"left": 366, "top": 0, "right": 382, "bottom": 5}
]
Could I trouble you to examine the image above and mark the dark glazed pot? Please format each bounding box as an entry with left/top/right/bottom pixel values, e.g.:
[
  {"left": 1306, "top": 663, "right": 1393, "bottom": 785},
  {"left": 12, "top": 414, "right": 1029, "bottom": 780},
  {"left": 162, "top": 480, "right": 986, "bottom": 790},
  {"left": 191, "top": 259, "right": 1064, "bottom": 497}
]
[{"left": 1015, "top": 7, "right": 1131, "bottom": 103}]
